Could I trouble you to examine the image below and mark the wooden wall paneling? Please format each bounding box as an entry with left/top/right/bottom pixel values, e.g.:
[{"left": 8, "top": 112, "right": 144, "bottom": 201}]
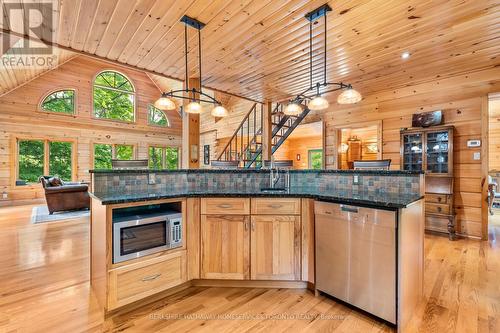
[
  {"left": 481, "top": 95, "right": 489, "bottom": 240},
  {"left": 321, "top": 69, "right": 499, "bottom": 238},
  {"left": 262, "top": 101, "right": 273, "bottom": 162},
  {"left": 0, "top": 56, "right": 182, "bottom": 205}
]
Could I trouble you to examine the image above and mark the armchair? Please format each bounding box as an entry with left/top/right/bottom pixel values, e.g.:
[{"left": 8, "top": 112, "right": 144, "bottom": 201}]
[{"left": 39, "top": 176, "right": 90, "bottom": 214}]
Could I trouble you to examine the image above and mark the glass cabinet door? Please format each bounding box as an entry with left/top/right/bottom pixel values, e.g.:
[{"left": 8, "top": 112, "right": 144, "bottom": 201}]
[
  {"left": 402, "top": 133, "right": 423, "bottom": 171},
  {"left": 425, "top": 131, "right": 449, "bottom": 174}
]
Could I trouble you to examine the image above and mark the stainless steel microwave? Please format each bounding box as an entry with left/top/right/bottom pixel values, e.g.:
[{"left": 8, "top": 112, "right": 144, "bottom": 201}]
[{"left": 113, "top": 211, "right": 182, "bottom": 264}]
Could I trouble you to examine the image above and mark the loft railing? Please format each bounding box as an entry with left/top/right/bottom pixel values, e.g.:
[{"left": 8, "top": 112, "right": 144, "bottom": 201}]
[{"left": 217, "top": 102, "right": 309, "bottom": 168}]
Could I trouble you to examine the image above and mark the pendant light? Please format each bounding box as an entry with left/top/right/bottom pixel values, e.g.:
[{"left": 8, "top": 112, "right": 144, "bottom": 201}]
[
  {"left": 284, "top": 4, "right": 361, "bottom": 112},
  {"left": 154, "top": 16, "right": 228, "bottom": 117},
  {"left": 337, "top": 86, "right": 362, "bottom": 104}
]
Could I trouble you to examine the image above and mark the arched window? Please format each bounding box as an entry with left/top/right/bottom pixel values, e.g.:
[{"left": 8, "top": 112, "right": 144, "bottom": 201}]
[
  {"left": 93, "top": 70, "right": 135, "bottom": 122},
  {"left": 40, "top": 89, "right": 75, "bottom": 114},
  {"left": 148, "top": 104, "right": 170, "bottom": 127}
]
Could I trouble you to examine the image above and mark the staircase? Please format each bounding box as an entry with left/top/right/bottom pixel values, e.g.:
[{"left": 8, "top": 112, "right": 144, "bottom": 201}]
[{"left": 217, "top": 102, "right": 310, "bottom": 168}]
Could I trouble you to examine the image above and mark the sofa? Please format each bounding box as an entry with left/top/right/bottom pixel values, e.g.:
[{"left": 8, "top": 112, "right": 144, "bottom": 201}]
[{"left": 39, "top": 176, "right": 90, "bottom": 214}]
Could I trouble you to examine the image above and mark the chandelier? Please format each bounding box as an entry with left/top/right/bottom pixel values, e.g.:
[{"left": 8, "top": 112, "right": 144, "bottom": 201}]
[
  {"left": 284, "top": 4, "right": 362, "bottom": 115},
  {"left": 155, "top": 16, "right": 228, "bottom": 117}
]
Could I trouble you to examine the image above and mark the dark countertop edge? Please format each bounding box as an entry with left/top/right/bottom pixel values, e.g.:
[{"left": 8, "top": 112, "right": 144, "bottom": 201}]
[
  {"left": 89, "top": 169, "right": 423, "bottom": 176},
  {"left": 89, "top": 192, "right": 424, "bottom": 210}
]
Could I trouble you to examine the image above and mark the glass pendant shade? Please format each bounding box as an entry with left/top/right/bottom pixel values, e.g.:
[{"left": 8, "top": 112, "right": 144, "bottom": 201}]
[
  {"left": 308, "top": 95, "right": 329, "bottom": 111},
  {"left": 185, "top": 101, "right": 203, "bottom": 114},
  {"left": 284, "top": 102, "right": 303, "bottom": 115},
  {"left": 154, "top": 94, "right": 176, "bottom": 110},
  {"left": 337, "top": 88, "right": 362, "bottom": 104},
  {"left": 211, "top": 105, "right": 228, "bottom": 117}
]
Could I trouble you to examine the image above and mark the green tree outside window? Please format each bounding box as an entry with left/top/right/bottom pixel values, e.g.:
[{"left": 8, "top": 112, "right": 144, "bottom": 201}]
[
  {"left": 93, "top": 71, "right": 135, "bottom": 122},
  {"left": 148, "top": 146, "right": 179, "bottom": 170},
  {"left": 18, "top": 140, "right": 44, "bottom": 183},
  {"left": 94, "top": 144, "right": 112, "bottom": 169},
  {"left": 148, "top": 104, "right": 169, "bottom": 127},
  {"left": 41, "top": 90, "right": 75, "bottom": 114},
  {"left": 308, "top": 149, "right": 323, "bottom": 170},
  {"left": 49, "top": 141, "right": 72, "bottom": 181},
  {"left": 115, "top": 145, "right": 134, "bottom": 160}
]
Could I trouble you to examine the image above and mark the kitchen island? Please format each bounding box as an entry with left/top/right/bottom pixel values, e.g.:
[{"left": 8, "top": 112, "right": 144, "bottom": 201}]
[{"left": 89, "top": 169, "right": 424, "bottom": 331}]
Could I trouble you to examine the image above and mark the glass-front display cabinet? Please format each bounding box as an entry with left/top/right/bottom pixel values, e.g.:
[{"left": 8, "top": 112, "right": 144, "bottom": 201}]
[
  {"left": 400, "top": 125, "right": 455, "bottom": 240},
  {"left": 400, "top": 126, "right": 454, "bottom": 176}
]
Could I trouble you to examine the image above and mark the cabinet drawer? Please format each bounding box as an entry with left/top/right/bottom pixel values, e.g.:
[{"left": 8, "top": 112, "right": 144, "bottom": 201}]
[
  {"left": 251, "top": 198, "right": 301, "bottom": 215},
  {"left": 425, "top": 203, "right": 450, "bottom": 215},
  {"left": 108, "top": 251, "right": 186, "bottom": 310},
  {"left": 201, "top": 198, "right": 250, "bottom": 215},
  {"left": 426, "top": 194, "right": 448, "bottom": 204}
]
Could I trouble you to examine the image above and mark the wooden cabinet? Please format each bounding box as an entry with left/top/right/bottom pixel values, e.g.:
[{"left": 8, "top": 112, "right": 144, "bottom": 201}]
[
  {"left": 250, "top": 215, "right": 301, "bottom": 280},
  {"left": 200, "top": 197, "right": 302, "bottom": 281},
  {"left": 251, "top": 197, "right": 301, "bottom": 215},
  {"left": 400, "top": 125, "right": 454, "bottom": 176},
  {"left": 107, "top": 251, "right": 186, "bottom": 310},
  {"left": 200, "top": 214, "right": 250, "bottom": 280},
  {"left": 400, "top": 126, "right": 456, "bottom": 239}
]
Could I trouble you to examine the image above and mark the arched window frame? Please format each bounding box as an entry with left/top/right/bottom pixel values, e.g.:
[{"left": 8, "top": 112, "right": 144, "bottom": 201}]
[
  {"left": 147, "top": 103, "right": 171, "bottom": 128},
  {"left": 92, "top": 70, "right": 136, "bottom": 123},
  {"left": 38, "top": 88, "right": 77, "bottom": 115}
]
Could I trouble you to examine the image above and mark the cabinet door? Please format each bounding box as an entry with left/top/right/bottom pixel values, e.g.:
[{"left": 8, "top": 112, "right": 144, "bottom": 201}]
[
  {"left": 250, "top": 215, "right": 301, "bottom": 280},
  {"left": 201, "top": 215, "right": 249, "bottom": 280},
  {"left": 401, "top": 133, "right": 423, "bottom": 172},
  {"left": 425, "top": 130, "right": 451, "bottom": 175}
]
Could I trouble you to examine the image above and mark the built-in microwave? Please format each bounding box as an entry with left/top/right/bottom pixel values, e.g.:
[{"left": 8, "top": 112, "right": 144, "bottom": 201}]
[{"left": 112, "top": 210, "right": 182, "bottom": 264}]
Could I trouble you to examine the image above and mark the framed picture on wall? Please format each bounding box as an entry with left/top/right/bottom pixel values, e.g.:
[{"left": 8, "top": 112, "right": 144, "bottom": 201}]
[{"left": 204, "top": 145, "right": 210, "bottom": 165}]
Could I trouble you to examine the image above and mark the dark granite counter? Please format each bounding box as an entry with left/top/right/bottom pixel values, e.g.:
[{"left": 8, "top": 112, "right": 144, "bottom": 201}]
[{"left": 90, "top": 187, "right": 423, "bottom": 210}]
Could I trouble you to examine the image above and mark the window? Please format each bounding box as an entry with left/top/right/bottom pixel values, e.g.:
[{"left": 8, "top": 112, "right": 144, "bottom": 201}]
[
  {"left": 17, "top": 139, "right": 74, "bottom": 184},
  {"left": 148, "top": 146, "right": 179, "bottom": 170},
  {"left": 93, "top": 143, "right": 136, "bottom": 169},
  {"left": 308, "top": 149, "right": 323, "bottom": 170},
  {"left": 93, "top": 71, "right": 135, "bottom": 122},
  {"left": 18, "top": 140, "right": 44, "bottom": 183},
  {"left": 40, "top": 89, "right": 75, "bottom": 114},
  {"left": 148, "top": 104, "right": 170, "bottom": 127}
]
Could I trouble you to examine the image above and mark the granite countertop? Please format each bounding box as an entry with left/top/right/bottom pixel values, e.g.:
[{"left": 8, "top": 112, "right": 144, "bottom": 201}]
[{"left": 90, "top": 187, "right": 423, "bottom": 209}]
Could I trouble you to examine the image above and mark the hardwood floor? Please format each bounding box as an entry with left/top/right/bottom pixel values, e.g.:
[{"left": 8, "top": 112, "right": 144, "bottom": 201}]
[{"left": 0, "top": 204, "right": 498, "bottom": 333}]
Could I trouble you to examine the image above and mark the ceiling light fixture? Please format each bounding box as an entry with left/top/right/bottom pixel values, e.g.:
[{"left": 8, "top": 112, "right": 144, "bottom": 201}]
[
  {"left": 401, "top": 51, "right": 411, "bottom": 59},
  {"left": 154, "top": 16, "right": 228, "bottom": 117},
  {"left": 283, "top": 4, "right": 361, "bottom": 115}
]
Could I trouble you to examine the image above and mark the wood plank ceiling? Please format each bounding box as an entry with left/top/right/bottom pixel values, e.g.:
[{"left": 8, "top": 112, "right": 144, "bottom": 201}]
[{"left": 0, "top": 0, "right": 499, "bottom": 102}]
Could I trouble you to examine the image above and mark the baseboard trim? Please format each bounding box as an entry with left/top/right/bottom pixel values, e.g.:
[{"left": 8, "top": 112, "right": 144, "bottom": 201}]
[{"left": 192, "top": 279, "right": 309, "bottom": 289}]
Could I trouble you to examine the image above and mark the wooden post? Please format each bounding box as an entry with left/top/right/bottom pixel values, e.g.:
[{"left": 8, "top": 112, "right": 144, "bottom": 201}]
[
  {"left": 182, "top": 78, "right": 200, "bottom": 169},
  {"left": 261, "top": 101, "right": 273, "bottom": 161}
]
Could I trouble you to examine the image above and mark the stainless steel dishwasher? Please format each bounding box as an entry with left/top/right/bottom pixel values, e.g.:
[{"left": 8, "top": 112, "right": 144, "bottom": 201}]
[{"left": 315, "top": 201, "right": 397, "bottom": 324}]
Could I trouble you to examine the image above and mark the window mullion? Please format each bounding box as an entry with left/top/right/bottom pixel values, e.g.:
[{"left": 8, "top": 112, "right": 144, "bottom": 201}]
[{"left": 44, "top": 140, "right": 50, "bottom": 176}]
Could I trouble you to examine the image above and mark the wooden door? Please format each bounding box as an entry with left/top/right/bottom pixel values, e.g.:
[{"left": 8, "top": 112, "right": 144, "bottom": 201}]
[
  {"left": 250, "top": 215, "right": 301, "bottom": 280},
  {"left": 201, "top": 215, "right": 250, "bottom": 280}
]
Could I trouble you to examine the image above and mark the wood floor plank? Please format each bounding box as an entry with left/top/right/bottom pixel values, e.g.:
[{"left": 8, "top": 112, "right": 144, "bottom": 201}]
[{"left": 0, "top": 204, "right": 499, "bottom": 332}]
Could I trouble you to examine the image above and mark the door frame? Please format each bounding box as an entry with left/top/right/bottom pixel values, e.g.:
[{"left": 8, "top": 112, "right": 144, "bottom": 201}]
[{"left": 332, "top": 120, "right": 383, "bottom": 169}]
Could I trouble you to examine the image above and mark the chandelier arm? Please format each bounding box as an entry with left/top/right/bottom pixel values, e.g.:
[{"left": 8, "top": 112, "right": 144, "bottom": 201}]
[{"left": 164, "top": 89, "right": 221, "bottom": 105}]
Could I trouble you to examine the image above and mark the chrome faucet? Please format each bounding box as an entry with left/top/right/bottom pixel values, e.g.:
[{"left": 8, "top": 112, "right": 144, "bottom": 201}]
[{"left": 269, "top": 156, "right": 280, "bottom": 189}]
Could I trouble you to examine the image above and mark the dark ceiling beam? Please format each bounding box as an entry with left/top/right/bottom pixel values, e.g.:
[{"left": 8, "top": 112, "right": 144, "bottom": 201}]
[{"left": 0, "top": 28, "right": 263, "bottom": 104}]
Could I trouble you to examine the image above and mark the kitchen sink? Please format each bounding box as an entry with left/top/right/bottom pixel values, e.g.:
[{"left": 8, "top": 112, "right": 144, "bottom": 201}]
[{"left": 260, "top": 187, "right": 288, "bottom": 193}]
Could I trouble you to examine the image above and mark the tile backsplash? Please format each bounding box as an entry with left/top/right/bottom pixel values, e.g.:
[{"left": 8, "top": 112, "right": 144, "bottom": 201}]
[{"left": 92, "top": 170, "right": 421, "bottom": 197}]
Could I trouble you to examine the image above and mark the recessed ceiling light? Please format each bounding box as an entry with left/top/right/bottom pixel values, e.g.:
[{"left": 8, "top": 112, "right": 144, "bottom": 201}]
[{"left": 401, "top": 51, "right": 411, "bottom": 59}]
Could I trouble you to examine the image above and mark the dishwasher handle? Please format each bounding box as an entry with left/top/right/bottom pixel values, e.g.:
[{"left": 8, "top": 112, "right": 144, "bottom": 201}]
[{"left": 340, "top": 205, "right": 359, "bottom": 213}]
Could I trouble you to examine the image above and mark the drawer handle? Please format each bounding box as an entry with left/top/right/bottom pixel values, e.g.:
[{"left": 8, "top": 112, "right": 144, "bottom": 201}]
[
  {"left": 438, "top": 197, "right": 442, "bottom": 202},
  {"left": 217, "top": 204, "right": 233, "bottom": 209},
  {"left": 437, "top": 207, "right": 442, "bottom": 212},
  {"left": 141, "top": 273, "right": 162, "bottom": 282},
  {"left": 341, "top": 205, "right": 359, "bottom": 213},
  {"left": 269, "top": 204, "right": 283, "bottom": 209},
  {"left": 324, "top": 211, "right": 332, "bottom": 215}
]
